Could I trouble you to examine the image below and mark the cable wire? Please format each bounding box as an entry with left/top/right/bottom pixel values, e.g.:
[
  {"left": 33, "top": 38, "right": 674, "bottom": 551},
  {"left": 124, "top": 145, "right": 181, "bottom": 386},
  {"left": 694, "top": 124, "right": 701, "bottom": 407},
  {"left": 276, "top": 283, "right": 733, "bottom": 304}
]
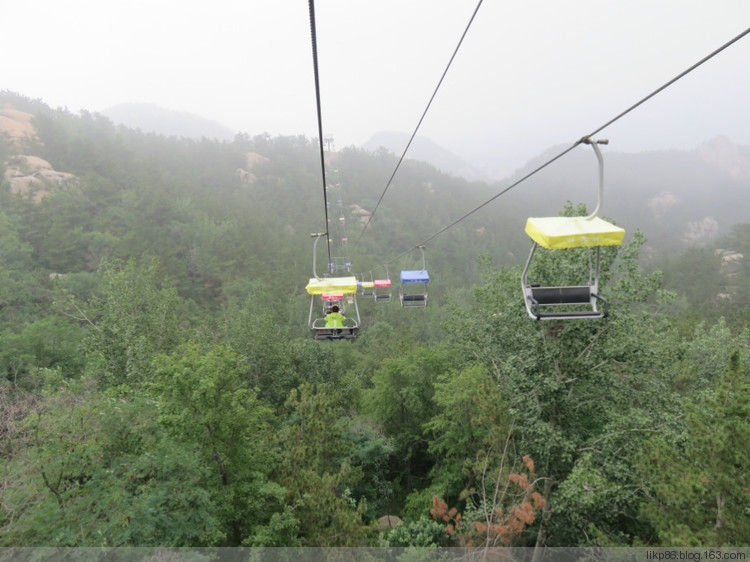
[
  {"left": 380, "top": 26, "right": 750, "bottom": 266},
  {"left": 357, "top": 0, "right": 485, "bottom": 242},
  {"left": 308, "top": 0, "right": 332, "bottom": 269}
]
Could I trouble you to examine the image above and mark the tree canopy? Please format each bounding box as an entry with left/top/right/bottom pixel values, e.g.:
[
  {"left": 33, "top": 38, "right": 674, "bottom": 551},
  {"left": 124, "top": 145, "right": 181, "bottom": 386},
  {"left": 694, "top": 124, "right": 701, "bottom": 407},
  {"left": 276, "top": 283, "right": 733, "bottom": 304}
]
[{"left": 1, "top": 93, "right": 749, "bottom": 550}]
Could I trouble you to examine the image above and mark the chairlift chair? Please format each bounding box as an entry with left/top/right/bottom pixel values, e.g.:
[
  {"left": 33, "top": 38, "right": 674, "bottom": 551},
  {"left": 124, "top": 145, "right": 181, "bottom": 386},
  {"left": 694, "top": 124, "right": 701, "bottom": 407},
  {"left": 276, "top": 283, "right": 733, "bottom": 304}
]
[
  {"left": 374, "top": 278, "right": 393, "bottom": 303},
  {"left": 400, "top": 247, "right": 429, "bottom": 308},
  {"left": 358, "top": 275, "right": 375, "bottom": 299},
  {"left": 329, "top": 256, "right": 352, "bottom": 274},
  {"left": 371, "top": 264, "right": 392, "bottom": 303},
  {"left": 306, "top": 278, "right": 361, "bottom": 340},
  {"left": 306, "top": 232, "right": 360, "bottom": 339},
  {"left": 521, "top": 139, "right": 625, "bottom": 320}
]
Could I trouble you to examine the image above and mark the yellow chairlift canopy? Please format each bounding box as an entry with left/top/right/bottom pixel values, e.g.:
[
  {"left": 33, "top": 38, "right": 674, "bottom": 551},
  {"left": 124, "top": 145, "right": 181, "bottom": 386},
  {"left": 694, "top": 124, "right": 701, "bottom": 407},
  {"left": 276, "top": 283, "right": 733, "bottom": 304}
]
[
  {"left": 525, "top": 216, "right": 625, "bottom": 250},
  {"left": 306, "top": 276, "right": 358, "bottom": 295}
]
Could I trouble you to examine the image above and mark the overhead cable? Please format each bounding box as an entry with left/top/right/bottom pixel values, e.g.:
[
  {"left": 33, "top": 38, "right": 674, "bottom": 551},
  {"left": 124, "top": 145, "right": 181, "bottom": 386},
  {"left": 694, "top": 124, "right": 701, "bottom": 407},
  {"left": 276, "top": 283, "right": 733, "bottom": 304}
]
[
  {"left": 308, "top": 0, "right": 332, "bottom": 268},
  {"left": 357, "top": 0, "right": 485, "bottom": 242}
]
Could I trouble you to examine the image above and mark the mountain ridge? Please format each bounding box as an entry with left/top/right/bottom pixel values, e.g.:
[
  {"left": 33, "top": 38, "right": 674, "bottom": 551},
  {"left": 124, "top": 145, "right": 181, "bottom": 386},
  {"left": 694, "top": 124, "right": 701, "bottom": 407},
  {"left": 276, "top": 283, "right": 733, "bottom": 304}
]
[
  {"left": 362, "top": 131, "right": 492, "bottom": 182},
  {"left": 1, "top": 94, "right": 748, "bottom": 263},
  {"left": 102, "top": 102, "right": 236, "bottom": 141}
]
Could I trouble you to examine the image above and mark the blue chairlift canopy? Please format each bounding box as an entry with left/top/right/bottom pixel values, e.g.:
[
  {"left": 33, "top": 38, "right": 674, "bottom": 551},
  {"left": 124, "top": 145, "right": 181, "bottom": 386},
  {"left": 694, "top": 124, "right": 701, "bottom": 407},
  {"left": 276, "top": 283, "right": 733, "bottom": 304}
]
[{"left": 401, "top": 270, "right": 430, "bottom": 284}]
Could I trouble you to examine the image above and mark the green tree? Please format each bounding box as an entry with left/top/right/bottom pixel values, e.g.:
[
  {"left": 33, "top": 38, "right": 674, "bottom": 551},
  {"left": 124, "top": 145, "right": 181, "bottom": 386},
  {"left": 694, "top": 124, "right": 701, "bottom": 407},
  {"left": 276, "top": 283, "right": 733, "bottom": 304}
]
[
  {"left": 0, "top": 316, "right": 84, "bottom": 385},
  {"left": 422, "top": 363, "right": 510, "bottom": 505},
  {"left": 149, "top": 341, "right": 284, "bottom": 546},
  {"left": 364, "top": 345, "right": 463, "bottom": 509},
  {"left": 1, "top": 380, "right": 223, "bottom": 546},
  {"left": 0, "top": 208, "right": 38, "bottom": 334},
  {"left": 278, "top": 383, "right": 371, "bottom": 546},
  {"left": 380, "top": 516, "right": 455, "bottom": 547},
  {"left": 81, "top": 257, "right": 183, "bottom": 388},
  {"left": 218, "top": 287, "right": 297, "bottom": 407},
  {"left": 638, "top": 340, "right": 750, "bottom": 545}
]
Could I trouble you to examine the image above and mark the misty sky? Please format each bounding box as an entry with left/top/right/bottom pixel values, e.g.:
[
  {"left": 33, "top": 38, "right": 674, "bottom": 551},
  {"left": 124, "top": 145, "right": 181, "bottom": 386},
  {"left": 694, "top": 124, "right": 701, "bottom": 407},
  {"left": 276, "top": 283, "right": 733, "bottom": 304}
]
[{"left": 3, "top": 0, "right": 749, "bottom": 176}]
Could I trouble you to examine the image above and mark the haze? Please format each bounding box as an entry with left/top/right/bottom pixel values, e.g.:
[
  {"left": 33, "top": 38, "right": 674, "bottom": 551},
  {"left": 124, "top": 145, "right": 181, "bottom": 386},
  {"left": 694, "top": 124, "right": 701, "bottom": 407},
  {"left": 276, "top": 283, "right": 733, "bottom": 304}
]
[{"left": 3, "top": 0, "right": 749, "bottom": 178}]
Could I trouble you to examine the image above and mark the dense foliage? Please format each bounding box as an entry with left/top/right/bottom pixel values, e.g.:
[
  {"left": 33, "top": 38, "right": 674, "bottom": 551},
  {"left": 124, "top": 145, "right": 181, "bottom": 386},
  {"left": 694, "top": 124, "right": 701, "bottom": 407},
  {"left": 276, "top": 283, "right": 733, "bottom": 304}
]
[{"left": 1, "top": 93, "right": 749, "bottom": 548}]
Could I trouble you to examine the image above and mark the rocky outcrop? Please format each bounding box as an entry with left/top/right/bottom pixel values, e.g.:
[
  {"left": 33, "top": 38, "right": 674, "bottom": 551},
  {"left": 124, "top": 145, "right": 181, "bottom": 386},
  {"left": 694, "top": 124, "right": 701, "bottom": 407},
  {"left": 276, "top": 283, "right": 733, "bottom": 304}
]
[
  {"left": 1, "top": 103, "right": 77, "bottom": 202},
  {"left": 696, "top": 136, "right": 750, "bottom": 180},
  {"left": 714, "top": 248, "right": 745, "bottom": 302},
  {"left": 3, "top": 155, "right": 76, "bottom": 203},
  {"left": 377, "top": 514, "right": 403, "bottom": 531},
  {"left": 235, "top": 151, "right": 270, "bottom": 184},
  {"left": 349, "top": 204, "right": 372, "bottom": 226},
  {"left": 0, "top": 104, "right": 38, "bottom": 147},
  {"left": 683, "top": 217, "right": 719, "bottom": 245},
  {"left": 647, "top": 191, "right": 679, "bottom": 219},
  {"left": 715, "top": 249, "right": 744, "bottom": 278}
]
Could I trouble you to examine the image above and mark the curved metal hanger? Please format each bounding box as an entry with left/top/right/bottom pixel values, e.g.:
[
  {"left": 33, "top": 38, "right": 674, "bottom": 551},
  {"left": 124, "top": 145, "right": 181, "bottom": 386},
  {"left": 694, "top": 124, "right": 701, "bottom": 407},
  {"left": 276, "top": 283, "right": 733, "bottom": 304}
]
[
  {"left": 582, "top": 138, "right": 608, "bottom": 220},
  {"left": 310, "top": 232, "right": 327, "bottom": 280}
]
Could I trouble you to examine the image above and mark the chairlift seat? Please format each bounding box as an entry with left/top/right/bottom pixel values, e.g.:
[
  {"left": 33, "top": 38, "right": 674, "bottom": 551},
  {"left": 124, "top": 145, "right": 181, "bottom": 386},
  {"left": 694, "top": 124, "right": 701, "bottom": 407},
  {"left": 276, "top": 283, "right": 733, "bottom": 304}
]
[
  {"left": 312, "top": 328, "right": 358, "bottom": 340},
  {"left": 525, "top": 284, "right": 609, "bottom": 320},
  {"left": 401, "top": 293, "right": 428, "bottom": 307},
  {"left": 311, "top": 317, "right": 359, "bottom": 340},
  {"left": 529, "top": 285, "right": 592, "bottom": 305}
]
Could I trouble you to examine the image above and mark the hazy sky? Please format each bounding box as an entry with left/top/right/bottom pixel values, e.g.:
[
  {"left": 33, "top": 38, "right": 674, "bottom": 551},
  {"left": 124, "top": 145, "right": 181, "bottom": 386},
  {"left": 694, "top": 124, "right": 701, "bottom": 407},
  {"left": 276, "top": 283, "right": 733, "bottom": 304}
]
[{"left": 3, "top": 0, "right": 749, "bottom": 176}]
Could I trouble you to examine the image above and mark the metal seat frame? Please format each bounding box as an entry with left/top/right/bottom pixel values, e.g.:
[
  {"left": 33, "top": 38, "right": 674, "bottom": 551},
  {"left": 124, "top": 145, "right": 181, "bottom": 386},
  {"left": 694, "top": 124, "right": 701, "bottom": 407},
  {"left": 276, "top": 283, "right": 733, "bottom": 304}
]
[{"left": 522, "top": 242, "right": 608, "bottom": 320}]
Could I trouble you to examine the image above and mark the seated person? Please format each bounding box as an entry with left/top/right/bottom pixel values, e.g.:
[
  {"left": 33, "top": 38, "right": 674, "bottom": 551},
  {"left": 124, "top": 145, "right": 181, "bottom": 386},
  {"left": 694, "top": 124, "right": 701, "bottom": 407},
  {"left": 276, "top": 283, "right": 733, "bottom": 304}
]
[{"left": 325, "top": 305, "right": 347, "bottom": 334}]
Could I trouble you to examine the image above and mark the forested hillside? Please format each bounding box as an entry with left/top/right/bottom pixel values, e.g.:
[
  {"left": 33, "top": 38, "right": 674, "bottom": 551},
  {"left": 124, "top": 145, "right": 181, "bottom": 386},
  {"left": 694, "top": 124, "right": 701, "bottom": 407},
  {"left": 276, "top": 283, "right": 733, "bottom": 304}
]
[{"left": 1, "top": 92, "right": 749, "bottom": 549}]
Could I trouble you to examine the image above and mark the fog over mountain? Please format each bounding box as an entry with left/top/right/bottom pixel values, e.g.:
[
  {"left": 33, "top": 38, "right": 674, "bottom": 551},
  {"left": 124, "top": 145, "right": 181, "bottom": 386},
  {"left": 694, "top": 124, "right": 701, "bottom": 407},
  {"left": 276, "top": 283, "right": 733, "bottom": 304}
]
[
  {"left": 491, "top": 135, "right": 750, "bottom": 255},
  {"left": 13, "top": 95, "right": 745, "bottom": 260},
  {"left": 102, "top": 103, "right": 235, "bottom": 141},
  {"left": 362, "top": 131, "right": 492, "bottom": 182},
  {"left": 355, "top": 124, "right": 750, "bottom": 256}
]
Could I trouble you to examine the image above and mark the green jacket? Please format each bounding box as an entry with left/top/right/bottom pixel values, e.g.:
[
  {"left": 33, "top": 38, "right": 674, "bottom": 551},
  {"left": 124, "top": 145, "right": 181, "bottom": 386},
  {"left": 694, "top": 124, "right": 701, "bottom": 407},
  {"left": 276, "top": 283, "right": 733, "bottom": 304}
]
[{"left": 325, "top": 312, "right": 347, "bottom": 328}]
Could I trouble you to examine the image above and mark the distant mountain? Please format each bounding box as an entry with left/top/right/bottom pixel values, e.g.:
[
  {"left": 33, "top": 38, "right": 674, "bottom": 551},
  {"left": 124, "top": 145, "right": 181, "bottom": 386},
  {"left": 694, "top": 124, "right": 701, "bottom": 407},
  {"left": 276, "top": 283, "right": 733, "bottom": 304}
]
[
  {"left": 102, "top": 103, "right": 235, "bottom": 141},
  {"left": 362, "top": 131, "right": 491, "bottom": 182}
]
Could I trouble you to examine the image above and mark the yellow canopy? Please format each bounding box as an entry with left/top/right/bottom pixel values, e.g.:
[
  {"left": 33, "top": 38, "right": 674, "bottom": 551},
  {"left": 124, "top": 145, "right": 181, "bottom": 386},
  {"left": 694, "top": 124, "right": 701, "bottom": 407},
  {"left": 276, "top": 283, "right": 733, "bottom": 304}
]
[
  {"left": 525, "top": 216, "right": 625, "bottom": 250},
  {"left": 306, "top": 276, "right": 358, "bottom": 295}
]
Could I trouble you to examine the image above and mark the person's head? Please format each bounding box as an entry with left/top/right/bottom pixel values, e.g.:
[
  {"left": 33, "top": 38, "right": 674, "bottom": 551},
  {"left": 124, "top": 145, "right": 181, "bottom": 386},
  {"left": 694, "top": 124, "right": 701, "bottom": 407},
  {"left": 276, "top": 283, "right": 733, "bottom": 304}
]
[{"left": 331, "top": 305, "right": 339, "bottom": 313}]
